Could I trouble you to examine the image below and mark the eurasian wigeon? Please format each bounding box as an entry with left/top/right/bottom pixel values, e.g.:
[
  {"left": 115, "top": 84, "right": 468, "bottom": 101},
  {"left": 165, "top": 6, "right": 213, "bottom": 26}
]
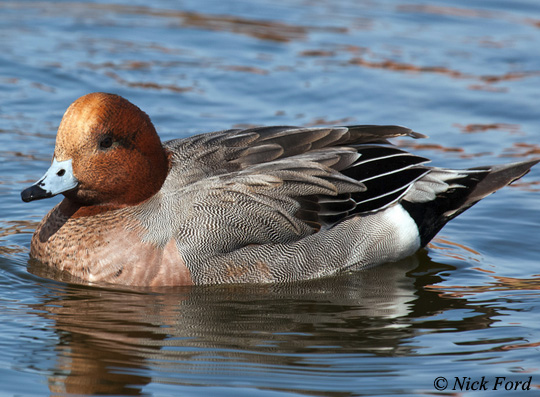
[{"left": 21, "top": 93, "right": 539, "bottom": 286}]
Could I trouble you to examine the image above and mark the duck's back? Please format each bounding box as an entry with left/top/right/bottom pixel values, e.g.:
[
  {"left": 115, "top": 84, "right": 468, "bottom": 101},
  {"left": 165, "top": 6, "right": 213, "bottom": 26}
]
[{"left": 133, "top": 125, "right": 537, "bottom": 284}]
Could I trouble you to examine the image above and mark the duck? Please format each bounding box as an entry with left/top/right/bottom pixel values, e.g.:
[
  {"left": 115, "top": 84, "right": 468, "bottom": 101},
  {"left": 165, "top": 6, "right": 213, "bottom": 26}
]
[{"left": 21, "top": 92, "right": 539, "bottom": 286}]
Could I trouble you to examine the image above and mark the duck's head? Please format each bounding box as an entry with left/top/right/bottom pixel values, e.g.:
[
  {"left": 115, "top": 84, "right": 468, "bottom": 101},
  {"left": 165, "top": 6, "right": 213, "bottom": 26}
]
[{"left": 21, "top": 93, "right": 169, "bottom": 208}]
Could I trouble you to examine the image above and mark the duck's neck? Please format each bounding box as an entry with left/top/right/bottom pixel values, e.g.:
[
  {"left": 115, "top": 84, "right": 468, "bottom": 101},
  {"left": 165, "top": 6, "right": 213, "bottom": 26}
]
[
  {"left": 57, "top": 199, "right": 125, "bottom": 219},
  {"left": 62, "top": 148, "right": 173, "bottom": 219}
]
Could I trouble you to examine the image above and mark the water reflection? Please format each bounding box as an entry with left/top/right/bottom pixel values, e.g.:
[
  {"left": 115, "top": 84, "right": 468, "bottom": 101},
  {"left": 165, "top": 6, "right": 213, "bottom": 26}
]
[
  {"left": 347, "top": 56, "right": 540, "bottom": 87},
  {"left": 1, "top": 1, "right": 337, "bottom": 43},
  {"left": 0, "top": 220, "right": 36, "bottom": 255},
  {"left": 25, "top": 250, "right": 523, "bottom": 394}
]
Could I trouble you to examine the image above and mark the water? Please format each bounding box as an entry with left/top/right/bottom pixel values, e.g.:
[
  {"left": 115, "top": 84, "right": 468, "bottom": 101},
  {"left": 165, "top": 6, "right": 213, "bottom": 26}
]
[{"left": 1, "top": 0, "right": 540, "bottom": 395}]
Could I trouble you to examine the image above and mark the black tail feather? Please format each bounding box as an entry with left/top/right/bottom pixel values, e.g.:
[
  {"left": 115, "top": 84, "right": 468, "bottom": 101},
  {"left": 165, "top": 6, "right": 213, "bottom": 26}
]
[{"left": 402, "top": 159, "right": 540, "bottom": 247}]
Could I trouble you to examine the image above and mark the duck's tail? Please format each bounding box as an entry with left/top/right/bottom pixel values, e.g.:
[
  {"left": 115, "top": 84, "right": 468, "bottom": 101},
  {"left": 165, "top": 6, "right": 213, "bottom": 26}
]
[{"left": 401, "top": 158, "right": 540, "bottom": 247}]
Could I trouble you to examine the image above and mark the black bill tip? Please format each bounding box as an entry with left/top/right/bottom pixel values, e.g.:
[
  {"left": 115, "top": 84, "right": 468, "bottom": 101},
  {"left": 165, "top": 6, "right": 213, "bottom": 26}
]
[{"left": 21, "top": 184, "right": 52, "bottom": 202}]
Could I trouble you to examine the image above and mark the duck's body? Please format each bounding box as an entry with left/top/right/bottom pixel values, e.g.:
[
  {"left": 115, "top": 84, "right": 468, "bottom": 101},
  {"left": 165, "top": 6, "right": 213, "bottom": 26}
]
[{"left": 22, "top": 93, "right": 538, "bottom": 286}]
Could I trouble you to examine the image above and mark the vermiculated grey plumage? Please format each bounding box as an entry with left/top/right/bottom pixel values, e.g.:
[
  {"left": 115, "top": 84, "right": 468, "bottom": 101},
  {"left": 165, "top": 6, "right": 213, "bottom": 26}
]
[{"left": 132, "top": 125, "right": 538, "bottom": 284}]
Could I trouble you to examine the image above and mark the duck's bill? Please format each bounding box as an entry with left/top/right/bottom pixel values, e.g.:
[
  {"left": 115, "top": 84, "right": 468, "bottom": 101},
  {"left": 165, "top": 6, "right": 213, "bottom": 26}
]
[{"left": 21, "top": 158, "right": 78, "bottom": 202}]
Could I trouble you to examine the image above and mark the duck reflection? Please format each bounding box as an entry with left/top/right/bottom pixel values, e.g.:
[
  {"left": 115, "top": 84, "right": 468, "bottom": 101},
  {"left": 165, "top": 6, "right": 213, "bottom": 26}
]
[{"left": 28, "top": 251, "right": 495, "bottom": 395}]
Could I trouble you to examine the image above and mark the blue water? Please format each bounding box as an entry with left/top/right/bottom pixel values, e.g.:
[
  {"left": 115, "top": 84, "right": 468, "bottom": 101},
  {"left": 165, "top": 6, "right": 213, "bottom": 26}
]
[{"left": 1, "top": 0, "right": 540, "bottom": 395}]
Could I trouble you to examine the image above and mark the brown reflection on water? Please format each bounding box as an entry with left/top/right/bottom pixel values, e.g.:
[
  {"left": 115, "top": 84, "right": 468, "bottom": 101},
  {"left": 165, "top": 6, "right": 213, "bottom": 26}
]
[
  {"left": 299, "top": 50, "right": 337, "bottom": 57},
  {"left": 397, "top": 5, "right": 498, "bottom": 19},
  {"left": 74, "top": 38, "right": 186, "bottom": 56},
  {"left": 468, "top": 83, "right": 509, "bottom": 92},
  {"left": 428, "top": 236, "right": 482, "bottom": 264},
  {"left": 398, "top": 3, "right": 538, "bottom": 31},
  {"left": 1, "top": 150, "right": 44, "bottom": 161},
  {"left": 480, "top": 71, "right": 540, "bottom": 84},
  {"left": 176, "top": 11, "right": 310, "bottom": 43},
  {"left": 2, "top": 2, "right": 343, "bottom": 43},
  {"left": 0, "top": 220, "right": 35, "bottom": 255},
  {"left": 220, "top": 65, "right": 269, "bottom": 75},
  {"left": 427, "top": 274, "right": 540, "bottom": 298},
  {"left": 5, "top": 1, "right": 538, "bottom": 96},
  {"left": 505, "top": 179, "right": 540, "bottom": 192},
  {"left": 41, "top": 288, "right": 175, "bottom": 395},
  {"left": 80, "top": 60, "right": 188, "bottom": 71},
  {"left": 23, "top": 255, "right": 436, "bottom": 394},
  {"left": 104, "top": 71, "right": 193, "bottom": 93},
  {"left": 342, "top": 4, "right": 540, "bottom": 88},
  {"left": 349, "top": 57, "right": 468, "bottom": 79},
  {"left": 305, "top": 116, "right": 356, "bottom": 127},
  {"left": 348, "top": 56, "right": 540, "bottom": 87},
  {"left": 454, "top": 123, "right": 522, "bottom": 135},
  {"left": 0, "top": 76, "right": 56, "bottom": 93},
  {"left": 503, "top": 143, "right": 540, "bottom": 158},
  {"left": 0, "top": 220, "right": 36, "bottom": 236},
  {"left": 24, "top": 250, "right": 531, "bottom": 394},
  {"left": 529, "top": 19, "right": 540, "bottom": 29},
  {"left": 425, "top": 239, "right": 540, "bottom": 297},
  {"left": 395, "top": 139, "right": 470, "bottom": 156}
]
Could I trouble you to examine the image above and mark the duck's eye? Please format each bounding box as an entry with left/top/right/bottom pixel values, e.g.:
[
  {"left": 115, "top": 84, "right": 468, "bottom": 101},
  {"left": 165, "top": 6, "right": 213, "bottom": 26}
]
[{"left": 99, "top": 136, "right": 113, "bottom": 149}]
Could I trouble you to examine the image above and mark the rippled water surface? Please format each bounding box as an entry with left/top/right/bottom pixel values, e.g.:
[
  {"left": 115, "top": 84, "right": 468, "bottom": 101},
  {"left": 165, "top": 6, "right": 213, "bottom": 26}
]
[{"left": 1, "top": 0, "right": 540, "bottom": 395}]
